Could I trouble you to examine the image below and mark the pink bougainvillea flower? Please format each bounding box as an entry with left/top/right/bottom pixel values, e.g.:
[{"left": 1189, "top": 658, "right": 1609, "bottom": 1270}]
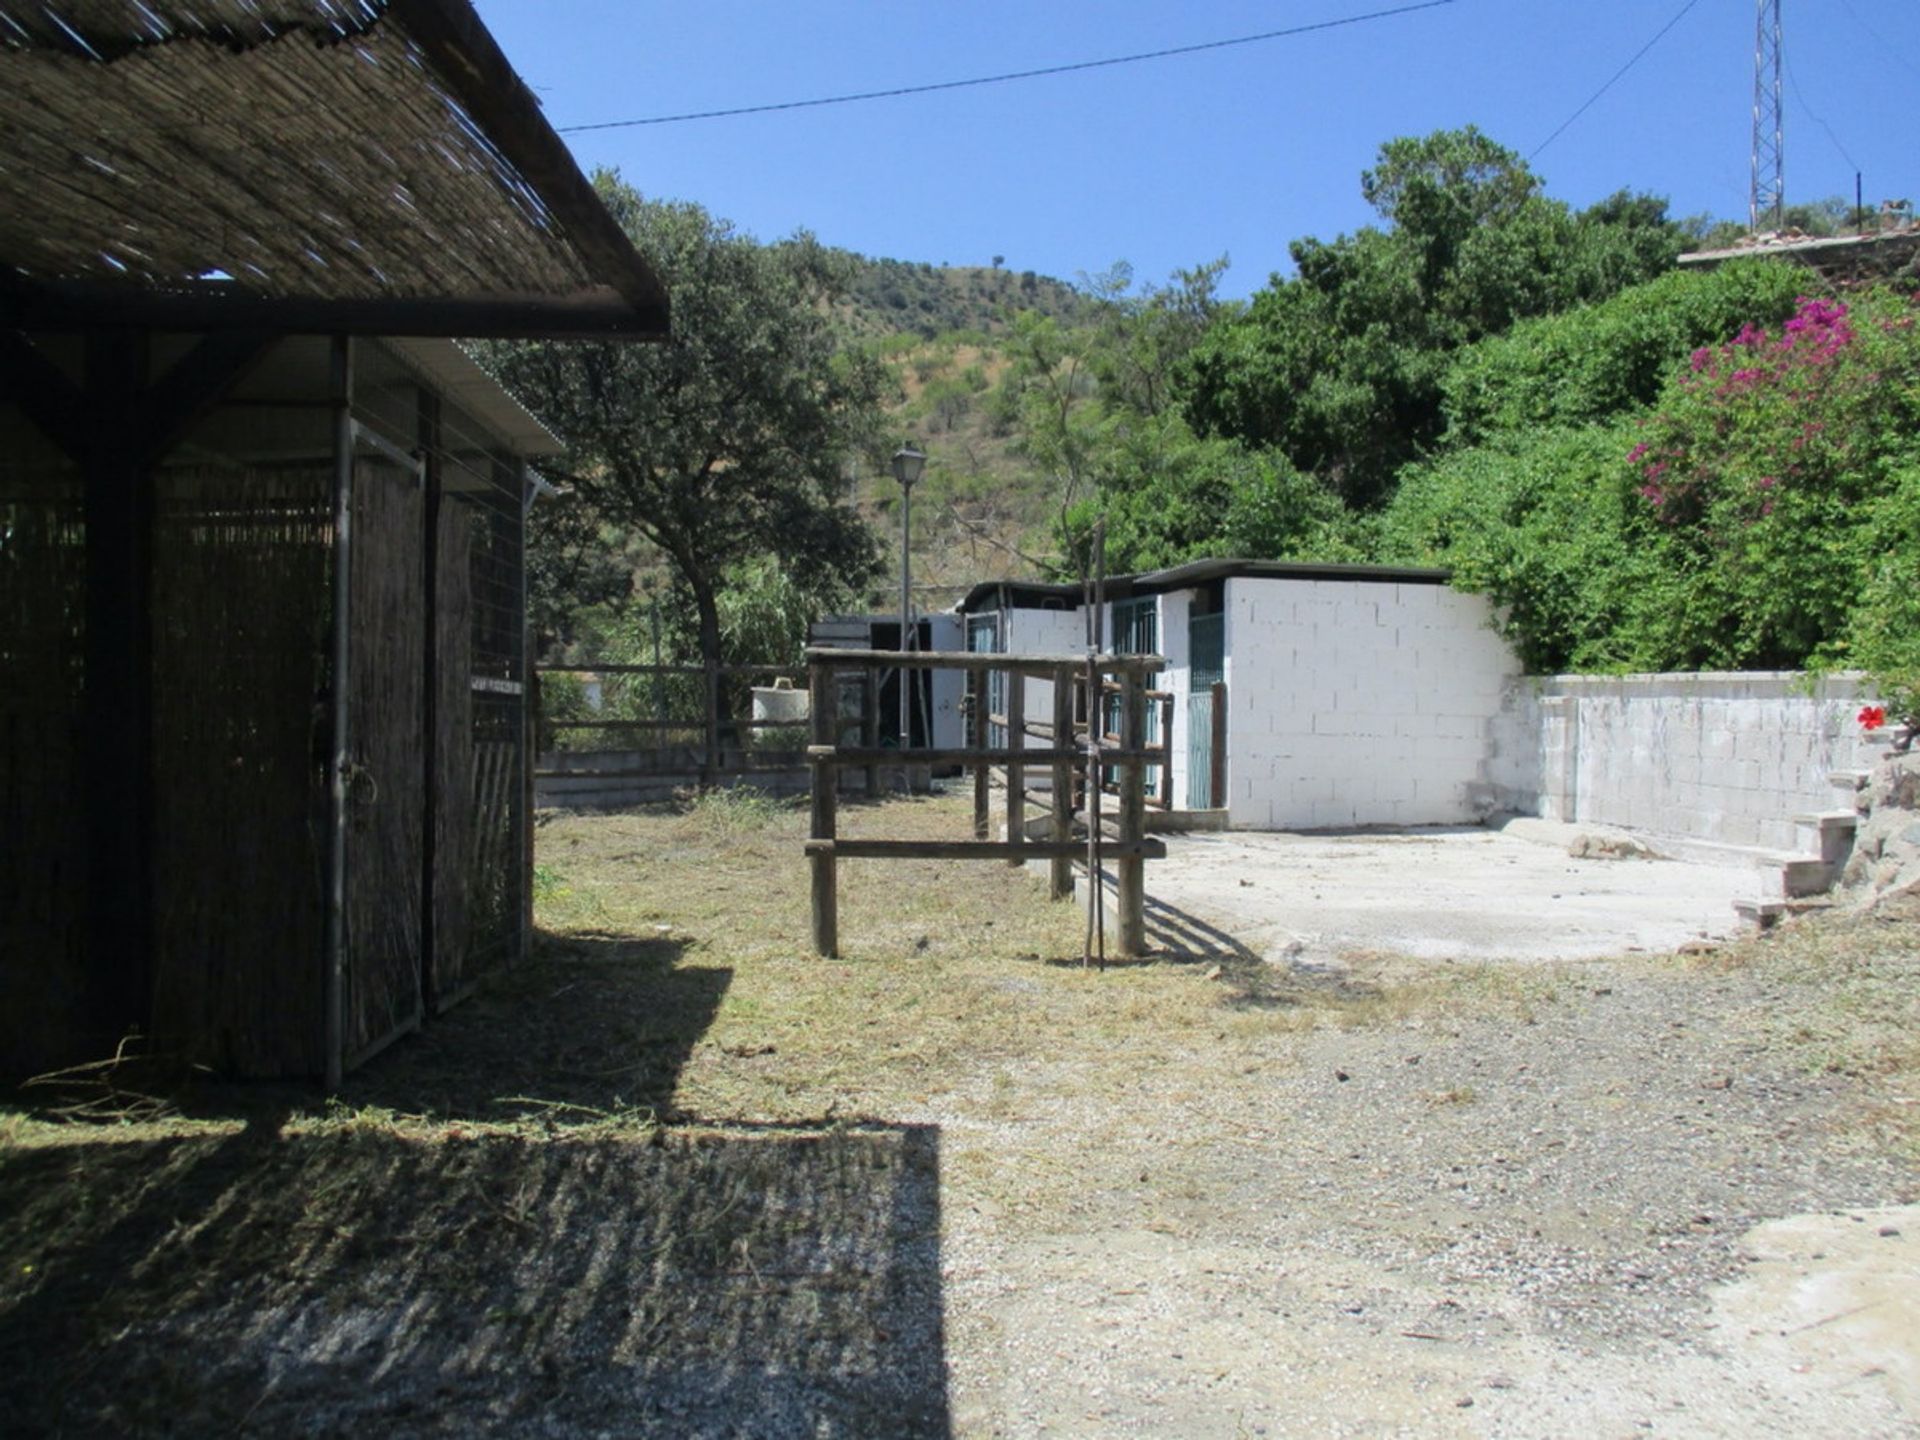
[
  {"left": 1626, "top": 442, "right": 1650, "bottom": 463},
  {"left": 1859, "top": 705, "right": 1888, "bottom": 731},
  {"left": 1756, "top": 475, "right": 1777, "bottom": 489}
]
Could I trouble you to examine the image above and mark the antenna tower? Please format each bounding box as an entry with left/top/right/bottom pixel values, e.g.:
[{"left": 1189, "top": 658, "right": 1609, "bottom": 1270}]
[{"left": 1750, "top": 0, "right": 1784, "bottom": 230}]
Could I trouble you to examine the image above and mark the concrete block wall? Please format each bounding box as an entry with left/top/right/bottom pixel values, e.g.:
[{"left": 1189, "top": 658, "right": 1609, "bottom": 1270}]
[
  {"left": 999, "top": 604, "right": 1085, "bottom": 740},
  {"left": 1222, "top": 577, "right": 1526, "bottom": 829},
  {"left": 1524, "top": 672, "right": 1872, "bottom": 852}
]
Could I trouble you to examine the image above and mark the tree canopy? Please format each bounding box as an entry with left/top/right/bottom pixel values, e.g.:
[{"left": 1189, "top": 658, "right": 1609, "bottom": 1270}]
[
  {"left": 1180, "top": 127, "right": 1681, "bottom": 507},
  {"left": 489, "top": 177, "right": 888, "bottom": 677}
]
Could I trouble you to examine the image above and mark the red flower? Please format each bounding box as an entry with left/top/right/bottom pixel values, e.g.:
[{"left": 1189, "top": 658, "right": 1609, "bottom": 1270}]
[{"left": 1859, "top": 705, "right": 1888, "bottom": 731}]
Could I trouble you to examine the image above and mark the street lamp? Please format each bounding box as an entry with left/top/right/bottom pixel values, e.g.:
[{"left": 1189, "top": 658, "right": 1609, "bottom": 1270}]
[{"left": 891, "top": 443, "right": 926, "bottom": 758}]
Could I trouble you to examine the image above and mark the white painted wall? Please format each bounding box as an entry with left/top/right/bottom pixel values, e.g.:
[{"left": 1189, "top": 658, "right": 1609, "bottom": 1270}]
[
  {"left": 1519, "top": 673, "right": 1873, "bottom": 852},
  {"left": 959, "top": 585, "right": 1878, "bottom": 856},
  {"left": 1151, "top": 590, "right": 1194, "bottom": 808},
  {"left": 1222, "top": 577, "right": 1526, "bottom": 829},
  {"left": 999, "top": 604, "right": 1084, "bottom": 736}
]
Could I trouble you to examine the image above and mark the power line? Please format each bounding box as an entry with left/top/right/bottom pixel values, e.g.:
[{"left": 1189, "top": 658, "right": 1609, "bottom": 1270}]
[
  {"left": 1785, "top": 55, "right": 1857, "bottom": 174},
  {"left": 556, "top": 1, "right": 1458, "bottom": 134},
  {"left": 1836, "top": 0, "right": 1920, "bottom": 83},
  {"left": 1529, "top": 0, "right": 1703, "bottom": 161}
]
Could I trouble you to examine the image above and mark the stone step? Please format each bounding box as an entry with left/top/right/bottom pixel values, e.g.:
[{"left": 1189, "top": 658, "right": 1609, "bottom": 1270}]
[
  {"left": 1794, "top": 810, "right": 1860, "bottom": 868},
  {"left": 1779, "top": 856, "right": 1836, "bottom": 899},
  {"left": 1734, "top": 895, "right": 1838, "bottom": 930}
]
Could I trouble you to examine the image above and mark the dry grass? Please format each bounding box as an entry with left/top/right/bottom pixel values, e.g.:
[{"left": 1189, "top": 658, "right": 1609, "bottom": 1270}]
[
  {"left": 5, "top": 794, "right": 1917, "bottom": 1434},
  {"left": 1692, "top": 891, "right": 1920, "bottom": 1156}
]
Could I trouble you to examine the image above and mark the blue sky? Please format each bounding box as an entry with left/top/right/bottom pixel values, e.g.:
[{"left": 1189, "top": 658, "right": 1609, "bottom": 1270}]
[{"left": 476, "top": 1, "right": 1920, "bottom": 300}]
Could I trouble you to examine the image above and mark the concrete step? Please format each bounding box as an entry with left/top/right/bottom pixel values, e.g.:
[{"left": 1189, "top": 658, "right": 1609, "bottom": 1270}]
[
  {"left": 1779, "top": 856, "right": 1837, "bottom": 899},
  {"left": 1735, "top": 895, "right": 1838, "bottom": 930},
  {"left": 1794, "top": 809, "right": 1860, "bottom": 868}
]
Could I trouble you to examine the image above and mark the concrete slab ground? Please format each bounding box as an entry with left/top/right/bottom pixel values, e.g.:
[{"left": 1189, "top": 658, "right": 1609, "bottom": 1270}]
[{"left": 1142, "top": 819, "right": 1770, "bottom": 966}]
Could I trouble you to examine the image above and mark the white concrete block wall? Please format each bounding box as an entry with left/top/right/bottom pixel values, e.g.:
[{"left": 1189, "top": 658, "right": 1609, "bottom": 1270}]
[
  {"left": 1223, "top": 577, "right": 1526, "bottom": 829},
  {"left": 1001, "top": 605, "right": 1084, "bottom": 737},
  {"left": 963, "top": 584, "right": 1875, "bottom": 852},
  {"left": 1152, "top": 590, "right": 1193, "bottom": 807},
  {"left": 1527, "top": 673, "right": 1872, "bottom": 852}
]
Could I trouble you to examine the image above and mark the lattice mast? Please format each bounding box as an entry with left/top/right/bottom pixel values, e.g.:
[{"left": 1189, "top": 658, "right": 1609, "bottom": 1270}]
[{"left": 1751, "top": 0, "right": 1785, "bottom": 231}]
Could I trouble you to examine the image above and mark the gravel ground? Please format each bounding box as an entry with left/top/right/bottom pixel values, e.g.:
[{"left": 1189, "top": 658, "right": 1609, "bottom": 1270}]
[
  {"left": 928, "top": 924, "right": 1920, "bottom": 1438},
  {"left": 4, "top": 800, "right": 1915, "bottom": 1438}
]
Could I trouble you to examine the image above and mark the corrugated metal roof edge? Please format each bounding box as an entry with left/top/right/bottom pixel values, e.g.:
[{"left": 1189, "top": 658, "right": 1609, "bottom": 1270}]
[
  {"left": 381, "top": 336, "right": 561, "bottom": 457},
  {"left": 952, "top": 558, "right": 1454, "bottom": 613}
]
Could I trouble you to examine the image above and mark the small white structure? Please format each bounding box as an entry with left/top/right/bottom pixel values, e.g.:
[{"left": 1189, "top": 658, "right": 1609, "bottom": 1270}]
[
  {"left": 808, "top": 612, "right": 967, "bottom": 751},
  {"left": 953, "top": 561, "right": 1886, "bottom": 898},
  {"left": 957, "top": 561, "right": 1530, "bottom": 829}
]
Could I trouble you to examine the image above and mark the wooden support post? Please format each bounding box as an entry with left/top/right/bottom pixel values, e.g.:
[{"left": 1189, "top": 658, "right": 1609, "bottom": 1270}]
[
  {"left": 808, "top": 662, "right": 838, "bottom": 957},
  {"left": 1210, "top": 681, "right": 1228, "bottom": 813},
  {"left": 518, "top": 464, "right": 536, "bottom": 966},
  {"left": 972, "top": 676, "right": 991, "bottom": 839},
  {"left": 1050, "top": 664, "right": 1073, "bottom": 899},
  {"left": 862, "top": 666, "right": 880, "bottom": 799},
  {"left": 417, "top": 388, "right": 442, "bottom": 1009},
  {"left": 83, "top": 326, "right": 153, "bottom": 1055},
  {"left": 1117, "top": 670, "right": 1148, "bottom": 957},
  {"left": 1158, "top": 693, "right": 1174, "bottom": 809},
  {"left": 1005, "top": 669, "right": 1025, "bottom": 864},
  {"left": 323, "top": 334, "right": 354, "bottom": 1090}
]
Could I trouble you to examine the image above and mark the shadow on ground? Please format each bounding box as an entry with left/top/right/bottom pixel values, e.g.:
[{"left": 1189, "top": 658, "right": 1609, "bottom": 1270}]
[{"left": 0, "top": 933, "right": 952, "bottom": 1439}]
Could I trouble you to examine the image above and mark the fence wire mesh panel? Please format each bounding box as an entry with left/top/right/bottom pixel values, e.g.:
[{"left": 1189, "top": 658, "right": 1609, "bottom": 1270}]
[
  {"left": 150, "top": 463, "right": 332, "bottom": 1077},
  {"left": 0, "top": 408, "right": 89, "bottom": 1075}
]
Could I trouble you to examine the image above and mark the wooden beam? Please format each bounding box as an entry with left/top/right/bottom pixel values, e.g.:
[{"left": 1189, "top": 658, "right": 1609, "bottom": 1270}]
[
  {"left": 1050, "top": 666, "right": 1075, "bottom": 900},
  {"left": 0, "top": 277, "right": 666, "bottom": 341},
  {"left": 807, "top": 647, "right": 1166, "bottom": 676},
  {"left": 137, "top": 330, "right": 275, "bottom": 462},
  {"left": 806, "top": 838, "right": 1166, "bottom": 862},
  {"left": 810, "top": 744, "right": 1162, "bottom": 768},
  {"left": 0, "top": 327, "right": 87, "bottom": 460}
]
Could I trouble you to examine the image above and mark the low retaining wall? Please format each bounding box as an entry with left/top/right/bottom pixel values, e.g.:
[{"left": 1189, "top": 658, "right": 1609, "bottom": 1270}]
[{"left": 1519, "top": 672, "right": 1874, "bottom": 853}]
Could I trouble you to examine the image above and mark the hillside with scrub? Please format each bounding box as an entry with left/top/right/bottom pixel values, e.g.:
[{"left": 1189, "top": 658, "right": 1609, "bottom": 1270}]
[{"left": 508, "top": 129, "right": 1920, "bottom": 720}]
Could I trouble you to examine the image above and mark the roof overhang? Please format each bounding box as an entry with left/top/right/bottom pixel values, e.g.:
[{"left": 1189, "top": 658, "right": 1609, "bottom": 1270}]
[
  {"left": 954, "top": 559, "right": 1456, "bottom": 613},
  {"left": 0, "top": 0, "right": 669, "bottom": 340}
]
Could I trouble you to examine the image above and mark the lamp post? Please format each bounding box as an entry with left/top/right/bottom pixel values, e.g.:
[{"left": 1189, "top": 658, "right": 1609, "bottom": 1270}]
[{"left": 891, "top": 443, "right": 926, "bottom": 761}]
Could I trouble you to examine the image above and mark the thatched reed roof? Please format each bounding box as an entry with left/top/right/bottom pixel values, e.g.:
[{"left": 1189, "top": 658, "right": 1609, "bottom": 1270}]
[{"left": 0, "top": 0, "right": 668, "bottom": 338}]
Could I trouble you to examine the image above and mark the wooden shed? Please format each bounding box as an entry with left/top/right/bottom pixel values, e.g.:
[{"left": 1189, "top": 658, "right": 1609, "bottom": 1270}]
[{"left": 0, "top": 0, "right": 669, "bottom": 1082}]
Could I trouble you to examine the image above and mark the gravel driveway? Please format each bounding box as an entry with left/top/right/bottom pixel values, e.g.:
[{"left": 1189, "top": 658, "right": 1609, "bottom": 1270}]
[{"left": 933, "top": 899, "right": 1920, "bottom": 1438}]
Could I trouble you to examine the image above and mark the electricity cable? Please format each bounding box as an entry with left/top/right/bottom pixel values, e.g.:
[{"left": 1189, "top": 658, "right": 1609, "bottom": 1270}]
[
  {"left": 1784, "top": 55, "right": 1858, "bottom": 174},
  {"left": 557, "top": 1, "right": 1456, "bottom": 133},
  {"left": 1529, "top": 0, "right": 1702, "bottom": 161}
]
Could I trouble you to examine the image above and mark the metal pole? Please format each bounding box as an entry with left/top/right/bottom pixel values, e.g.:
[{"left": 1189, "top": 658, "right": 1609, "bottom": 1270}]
[
  {"left": 323, "top": 334, "right": 354, "bottom": 1090},
  {"left": 899, "top": 475, "right": 913, "bottom": 763}
]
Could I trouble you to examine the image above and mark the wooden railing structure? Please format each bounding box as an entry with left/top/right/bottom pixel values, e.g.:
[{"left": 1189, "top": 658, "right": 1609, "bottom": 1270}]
[
  {"left": 535, "top": 661, "right": 877, "bottom": 791},
  {"left": 804, "top": 648, "right": 1168, "bottom": 961}
]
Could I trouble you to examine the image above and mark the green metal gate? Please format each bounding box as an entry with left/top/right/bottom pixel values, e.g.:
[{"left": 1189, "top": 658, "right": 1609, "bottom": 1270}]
[{"left": 1187, "top": 610, "right": 1224, "bottom": 809}]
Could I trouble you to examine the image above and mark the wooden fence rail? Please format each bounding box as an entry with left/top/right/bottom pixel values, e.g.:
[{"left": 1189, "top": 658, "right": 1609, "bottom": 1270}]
[
  {"left": 804, "top": 647, "right": 1167, "bottom": 962},
  {"left": 535, "top": 660, "right": 862, "bottom": 791}
]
